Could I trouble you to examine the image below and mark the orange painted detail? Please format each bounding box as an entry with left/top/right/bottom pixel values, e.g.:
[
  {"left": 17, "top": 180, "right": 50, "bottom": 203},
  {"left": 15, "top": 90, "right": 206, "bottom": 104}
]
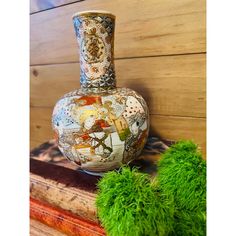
[
  {"left": 81, "top": 133, "right": 90, "bottom": 140},
  {"left": 30, "top": 197, "right": 106, "bottom": 236},
  {"left": 74, "top": 143, "right": 91, "bottom": 149},
  {"left": 95, "top": 119, "right": 110, "bottom": 128},
  {"left": 73, "top": 96, "right": 102, "bottom": 106}
]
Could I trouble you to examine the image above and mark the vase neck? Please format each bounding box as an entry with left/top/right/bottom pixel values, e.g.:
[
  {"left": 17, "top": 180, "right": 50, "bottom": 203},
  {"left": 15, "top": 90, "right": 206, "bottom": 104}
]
[{"left": 73, "top": 11, "right": 116, "bottom": 89}]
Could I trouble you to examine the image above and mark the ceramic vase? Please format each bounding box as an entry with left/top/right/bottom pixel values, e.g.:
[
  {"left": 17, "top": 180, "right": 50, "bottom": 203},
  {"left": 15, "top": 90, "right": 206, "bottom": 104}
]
[{"left": 52, "top": 11, "right": 149, "bottom": 173}]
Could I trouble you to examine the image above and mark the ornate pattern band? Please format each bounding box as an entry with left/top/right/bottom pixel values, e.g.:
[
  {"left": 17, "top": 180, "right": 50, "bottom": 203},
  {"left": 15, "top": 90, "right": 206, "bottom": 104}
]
[{"left": 73, "top": 13, "right": 116, "bottom": 88}]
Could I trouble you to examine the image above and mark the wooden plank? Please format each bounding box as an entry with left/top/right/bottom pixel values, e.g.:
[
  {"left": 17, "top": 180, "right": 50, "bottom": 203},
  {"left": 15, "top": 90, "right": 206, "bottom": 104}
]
[
  {"left": 30, "top": 0, "right": 82, "bottom": 14},
  {"left": 30, "top": 107, "right": 206, "bottom": 156},
  {"left": 30, "top": 0, "right": 206, "bottom": 65},
  {"left": 30, "top": 54, "right": 206, "bottom": 118},
  {"left": 150, "top": 115, "right": 206, "bottom": 156},
  {"left": 30, "top": 107, "right": 54, "bottom": 148},
  {"left": 30, "top": 219, "right": 67, "bottom": 236}
]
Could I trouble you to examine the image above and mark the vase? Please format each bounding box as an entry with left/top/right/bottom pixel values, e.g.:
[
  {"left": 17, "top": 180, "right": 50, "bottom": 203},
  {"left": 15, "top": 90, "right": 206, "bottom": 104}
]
[{"left": 52, "top": 10, "right": 149, "bottom": 173}]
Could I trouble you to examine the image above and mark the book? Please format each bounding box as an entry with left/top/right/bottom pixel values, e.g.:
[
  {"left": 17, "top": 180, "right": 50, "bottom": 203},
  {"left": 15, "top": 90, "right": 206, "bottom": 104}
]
[
  {"left": 30, "top": 158, "right": 99, "bottom": 223},
  {"left": 30, "top": 198, "right": 105, "bottom": 236}
]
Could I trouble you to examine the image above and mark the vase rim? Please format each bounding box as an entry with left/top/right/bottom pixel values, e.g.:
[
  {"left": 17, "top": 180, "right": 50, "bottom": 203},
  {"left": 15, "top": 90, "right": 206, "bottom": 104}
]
[{"left": 72, "top": 10, "right": 116, "bottom": 19}]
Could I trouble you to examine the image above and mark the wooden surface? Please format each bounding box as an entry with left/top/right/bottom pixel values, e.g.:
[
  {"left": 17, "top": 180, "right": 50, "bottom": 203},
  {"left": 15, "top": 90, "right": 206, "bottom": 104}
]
[
  {"left": 30, "top": 0, "right": 206, "bottom": 155},
  {"left": 30, "top": 0, "right": 82, "bottom": 14},
  {"left": 150, "top": 115, "right": 206, "bottom": 155},
  {"left": 30, "top": 0, "right": 206, "bottom": 65},
  {"left": 30, "top": 198, "right": 105, "bottom": 236},
  {"left": 30, "top": 219, "right": 67, "bottom": 236},
  {"left": 30, "top": 107, "right": 54, "bottom": 149}
]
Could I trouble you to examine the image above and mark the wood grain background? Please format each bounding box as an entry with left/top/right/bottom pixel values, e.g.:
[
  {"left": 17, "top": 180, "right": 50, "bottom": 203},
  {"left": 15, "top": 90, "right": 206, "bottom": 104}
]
[{"left": 30, "top": 0, "right": 206, "bottom": 155}]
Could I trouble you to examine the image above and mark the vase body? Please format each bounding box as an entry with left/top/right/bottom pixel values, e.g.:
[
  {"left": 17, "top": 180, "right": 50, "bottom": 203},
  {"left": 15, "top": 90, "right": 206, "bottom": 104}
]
[{"left": 52, "top": 11, "right": 149, "bottom": 173}]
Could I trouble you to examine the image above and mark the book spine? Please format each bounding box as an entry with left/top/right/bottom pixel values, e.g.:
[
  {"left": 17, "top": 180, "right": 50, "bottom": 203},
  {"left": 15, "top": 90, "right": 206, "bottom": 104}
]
[
  {"left": 30, "top": 198, "right": 105, "bottom": 236},
  {"left": 30, "top": 173, "right": 99, "bottom": 223}
]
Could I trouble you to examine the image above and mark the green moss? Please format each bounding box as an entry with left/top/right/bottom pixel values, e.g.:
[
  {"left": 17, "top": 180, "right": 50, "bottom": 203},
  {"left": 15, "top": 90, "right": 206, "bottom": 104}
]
[
  {"left": 158, "top": 140, "right": 206, "bottom": 236},
  {"left": 96, "top": 140, "right": 206, "bottom": 236},
  {"left": 96, "top": 167, "right": 174, "bottom": 236}
]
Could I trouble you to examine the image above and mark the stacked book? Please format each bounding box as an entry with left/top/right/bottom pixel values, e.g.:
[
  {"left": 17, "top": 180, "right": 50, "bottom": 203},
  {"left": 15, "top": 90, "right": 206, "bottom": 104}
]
[{"left": 30, "top": 138, "right": 170, "bottom": 235}]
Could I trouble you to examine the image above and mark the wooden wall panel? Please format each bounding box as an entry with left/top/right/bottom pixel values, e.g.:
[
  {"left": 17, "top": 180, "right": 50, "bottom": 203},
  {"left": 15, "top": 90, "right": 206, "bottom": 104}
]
[
  {"left": 150, "top": 115, "right": 206, "bottom": 155},
  {"left": 30, "top": 0, "right": 82, "bottom": 14},
  {"left": 30, "top": 107, "right": 206, "bottom": 155},
  {"left": 30, "top": 107, "right": 55, "bottom": 148},
  {"left": 30, "top": 54, "right": 206, "bottom": 118},
  {"left": 30, "top": 0, "right": 206, "bottom": 65}
]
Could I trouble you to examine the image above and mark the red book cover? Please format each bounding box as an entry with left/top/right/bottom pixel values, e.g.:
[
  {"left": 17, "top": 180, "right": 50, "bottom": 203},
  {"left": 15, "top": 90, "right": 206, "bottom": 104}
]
[{"left": 30, "top": 198, "right": 105, "bottom": 236}]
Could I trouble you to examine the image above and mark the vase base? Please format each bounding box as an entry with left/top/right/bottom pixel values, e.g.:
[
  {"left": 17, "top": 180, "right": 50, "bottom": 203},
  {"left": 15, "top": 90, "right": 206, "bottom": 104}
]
[{"left": 80, "top": 169, "right": 106, "bottom": 177}]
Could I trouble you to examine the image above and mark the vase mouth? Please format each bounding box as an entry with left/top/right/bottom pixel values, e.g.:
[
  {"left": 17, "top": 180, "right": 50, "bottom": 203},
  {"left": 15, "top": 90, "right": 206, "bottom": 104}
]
[{"left": 72, "top": 10, "right": 116, "bottom": 19}]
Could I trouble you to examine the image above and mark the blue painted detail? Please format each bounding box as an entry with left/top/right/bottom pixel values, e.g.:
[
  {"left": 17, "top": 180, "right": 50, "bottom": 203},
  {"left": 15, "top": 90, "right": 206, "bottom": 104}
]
[{"left": 73, "top": 17, "right": 83, "bottom": 38}]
